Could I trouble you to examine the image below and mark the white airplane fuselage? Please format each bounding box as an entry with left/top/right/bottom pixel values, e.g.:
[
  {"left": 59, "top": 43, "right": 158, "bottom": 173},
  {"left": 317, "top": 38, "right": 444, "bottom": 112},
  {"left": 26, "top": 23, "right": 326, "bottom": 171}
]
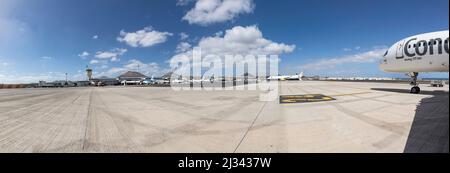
[
  {"left": 380, "top": 30, "right": 449, "bottom": 73},
  {"left": 267, "top": 72, "right": 304, "bottom": 81}
]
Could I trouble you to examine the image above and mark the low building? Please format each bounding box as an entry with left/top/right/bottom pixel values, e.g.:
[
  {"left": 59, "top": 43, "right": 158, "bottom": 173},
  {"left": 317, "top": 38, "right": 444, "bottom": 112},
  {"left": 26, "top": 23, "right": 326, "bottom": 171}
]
[
  {"left": 38, "top": 81, "right": 63, "bottom": 88},
  {"left": 91, "top": 76, "right": 120, "bottom": 86},
  {"left": 76, "top": 81, "right": 91, "bottom": 87},
  {"left": 38, "top": 80, "right": 81, "bottom": 87},
  {"left": 118, "top": 71, "right": 148, "bottom": 85}
]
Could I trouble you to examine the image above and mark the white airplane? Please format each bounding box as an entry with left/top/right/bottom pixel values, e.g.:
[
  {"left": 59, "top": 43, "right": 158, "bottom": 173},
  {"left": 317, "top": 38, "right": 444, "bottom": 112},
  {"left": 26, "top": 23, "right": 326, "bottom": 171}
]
[
  {"left": 380, "top": 30, "right": 449, "bottom": 93},
  {"left": 192, "top": 74, "right": 215, "bottom": 83},
  {"left": 171, "top": 75, "right": 188, "bottom": 84},
  {"left": 267, "top": 72, "right": 304, "bottom": 81},
  {"left": 287, "top": 72, "right": 304, "bottom": 80},
  {"left": 171, "top": 78, "right": 186, "bottom": 84}
]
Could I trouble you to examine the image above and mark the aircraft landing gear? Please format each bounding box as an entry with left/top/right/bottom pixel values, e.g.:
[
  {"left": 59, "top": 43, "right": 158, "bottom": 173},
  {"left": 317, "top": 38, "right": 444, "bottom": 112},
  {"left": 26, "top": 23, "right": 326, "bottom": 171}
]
[
  {"left": 411, "top": 86, "right": 420, "bottom": 94},
  {"left": 409, "top": 72, "right": 420, "bottom": 94}
]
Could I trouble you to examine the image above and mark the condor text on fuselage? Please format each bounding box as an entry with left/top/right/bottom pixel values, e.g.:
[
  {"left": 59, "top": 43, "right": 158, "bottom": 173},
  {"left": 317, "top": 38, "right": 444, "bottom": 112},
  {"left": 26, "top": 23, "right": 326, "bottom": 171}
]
[
  {"left": 401, "top": 36, "right": 449, "bottom": 59},
  {"left": 381, "top": 30, "right": 449, "bottom": 73}
]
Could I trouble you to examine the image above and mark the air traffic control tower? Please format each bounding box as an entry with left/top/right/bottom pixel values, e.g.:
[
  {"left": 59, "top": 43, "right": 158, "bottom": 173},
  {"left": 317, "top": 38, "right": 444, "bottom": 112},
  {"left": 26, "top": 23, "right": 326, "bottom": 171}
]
[{"left": 86, "top": 66, "right": 93, "bottom": 81}]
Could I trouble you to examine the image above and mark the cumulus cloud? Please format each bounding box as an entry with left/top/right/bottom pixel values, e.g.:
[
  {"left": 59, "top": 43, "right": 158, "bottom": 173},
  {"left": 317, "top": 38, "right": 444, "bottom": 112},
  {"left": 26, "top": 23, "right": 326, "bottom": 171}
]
[
  {"left": 193, "top": 25, "right": 294, "bottom": 55},
  {"left": 179, "top": 32, "right": 189, "bottom": 40},
  {"left": 97, "top": 59, "right": 167, "bottom": 77},
  {"left": 90, "top": 59, "right": 100, "bottom": 64},
  {"left": 214, "top": 31, "right": 224, "bottom": 37},
  {"left": 92, "top": 35, "right": 99, "bottom": 39},
  {"left": 170, "top": 26, "right": 295, "bottom": 61},
  {"left": 176, "top": 42, "right": 192, "bottom": 53},
  {"left": 182, "top": 0, "right": 255, "bottom": 26},
  {"left": 177, "top": 0, "right": 194, "bottom": 6},
  {"left": 300, "top": 48, "right": 387, "bottom": 71},
  {"left": 169, "top": 25, "right": 295, "bottom": 77},
  {"left": 117, "top": 27, "right": 173, "bottom": 48},
  {"left": 95, "top": 48, "right": 127, "bottom": 62},
  {"left": 78, "top": 51, "right": 90, "bottom": 59}
]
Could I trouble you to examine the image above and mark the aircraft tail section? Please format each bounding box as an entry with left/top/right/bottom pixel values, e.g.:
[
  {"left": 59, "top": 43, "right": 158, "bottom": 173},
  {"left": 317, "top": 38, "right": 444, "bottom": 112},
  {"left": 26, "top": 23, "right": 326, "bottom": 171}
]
[{"left": 299, "top": 71, "right": 304, "bottom": 81}]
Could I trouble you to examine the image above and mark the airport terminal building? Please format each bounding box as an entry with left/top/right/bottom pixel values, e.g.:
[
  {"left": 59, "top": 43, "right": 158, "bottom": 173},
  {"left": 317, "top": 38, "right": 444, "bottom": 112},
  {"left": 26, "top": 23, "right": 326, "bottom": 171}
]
[{"left": 117, "top": 71, "right": 148, "bottom": 85}]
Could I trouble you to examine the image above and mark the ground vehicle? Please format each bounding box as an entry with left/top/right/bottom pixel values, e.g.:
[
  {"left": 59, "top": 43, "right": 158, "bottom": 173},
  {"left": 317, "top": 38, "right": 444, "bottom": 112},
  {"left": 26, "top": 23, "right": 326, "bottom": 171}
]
[{"left": 430, "top": 80, "right": 445, "bottom": 87}]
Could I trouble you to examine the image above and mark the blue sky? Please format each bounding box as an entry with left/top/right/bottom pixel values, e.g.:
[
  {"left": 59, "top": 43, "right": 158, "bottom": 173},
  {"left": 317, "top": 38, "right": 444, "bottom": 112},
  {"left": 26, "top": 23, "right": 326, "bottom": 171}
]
[{"left": 0, "top": 0, "right": 448, "bottom": 83}]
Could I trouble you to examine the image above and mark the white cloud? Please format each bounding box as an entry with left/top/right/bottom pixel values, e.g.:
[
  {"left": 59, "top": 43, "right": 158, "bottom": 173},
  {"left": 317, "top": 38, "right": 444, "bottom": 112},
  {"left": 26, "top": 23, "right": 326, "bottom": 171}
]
[
  {"left": 0, "top": 59, "right": 8, "bottom": 67},
  {"left": 214, "top": 31, "right": 224, "bottom": 37},
  {"left": 179, "top": 32, "right": 189, "bottom": 40},
  {"left": 182, "top": 0, "right": 255, "bottom": 26},
  {"left": 176, "top": 42, "right": 192, "bottom": 53},
  {"left": 169, "top": 25, "right": 295, "bottom": 76},
  {"left": 41, "top": 56, "right": 53, "bottom": 60},
  {"left": 0, "top": 57, "right": 11, "bottom": 71},
  {"left": 117, "top": 27, "right": 173, "bottom": 48},
  {"left": 177, "top": 0, "right": 194, "bottom": 6},
  {"left": 300, "top": 48, "right": 387, "bottom": 71},
  {"left": 193, "top": 25, "right": 295, "bottom": 55},
  {"left": 170, "top": 25, "right": 295, "bottom": 59},
  {"left": 111, "top": 57, "right": 120, "bottom": 62},
  {"left": 90, "top": 59, "right": 100, "bottom": 64},
  {"left": 78, "top": 51, "right": 90, "bottom": 59},
  {"left": 343, "top": 48, "right": 352, "bottom": 52},
  {"left": 92, "top": 35, "right": 99, "bottom": 39},
  {"left": 343, "top": 46, "right": 362, "bottom": 52},
  {"left": 95, "top": 48, "right": 127, "bottom": 62},
  {"left": 97, "top": 59, "right": 167, "bottom": 77}
]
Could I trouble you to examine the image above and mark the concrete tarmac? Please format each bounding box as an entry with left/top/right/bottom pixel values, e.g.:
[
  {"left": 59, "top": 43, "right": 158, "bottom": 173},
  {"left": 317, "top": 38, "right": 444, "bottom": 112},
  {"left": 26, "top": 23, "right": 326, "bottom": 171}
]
[{"left": 0, "top": 81, "right": 448, "bottom": 153}]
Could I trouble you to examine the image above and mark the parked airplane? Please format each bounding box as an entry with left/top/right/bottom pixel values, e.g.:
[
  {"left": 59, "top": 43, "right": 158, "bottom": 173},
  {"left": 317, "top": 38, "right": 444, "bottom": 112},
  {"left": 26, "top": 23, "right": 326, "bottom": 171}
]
[
  {"left": 171, "top": 78, "right": 186, "bottom": 84},
  {"left": 192, "top": 74, "right": 215, "bottom": 83},
  {"left": 142, "top": 76, "right": 169, "bottom": 85},
  {"left": 380, "top": 30, "right": 449, "bottom": 93},
  {"left": 267, "top": 72, "right": 304, "bottom": 81}
]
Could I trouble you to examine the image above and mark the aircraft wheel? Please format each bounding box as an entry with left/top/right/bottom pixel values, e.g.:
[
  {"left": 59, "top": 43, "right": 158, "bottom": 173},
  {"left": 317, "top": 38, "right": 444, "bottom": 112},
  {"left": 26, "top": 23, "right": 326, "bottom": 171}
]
[{"left": 410, "top": 86, "right": 420, "bottom": 94}]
